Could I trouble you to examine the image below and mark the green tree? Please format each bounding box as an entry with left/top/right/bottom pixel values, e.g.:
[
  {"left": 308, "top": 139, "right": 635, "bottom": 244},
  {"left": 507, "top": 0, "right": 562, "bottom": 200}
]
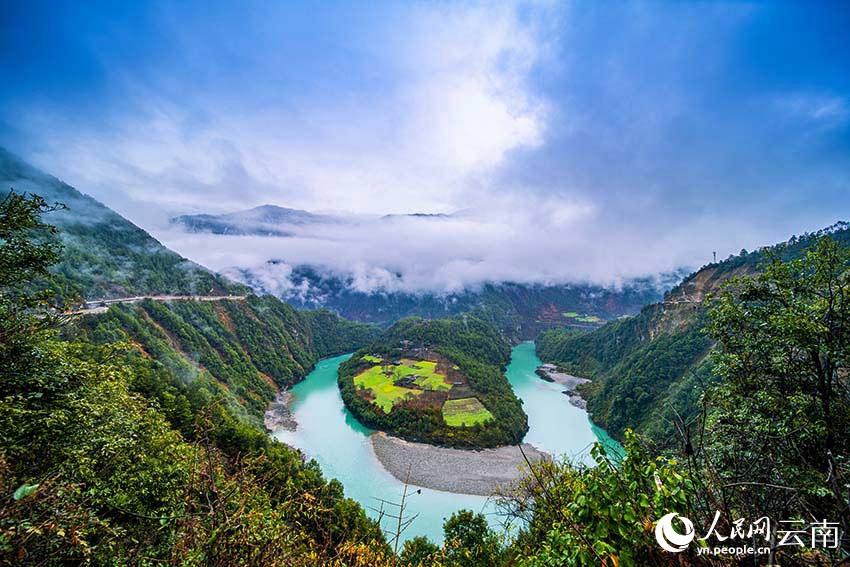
[
  {"left": 0, "top": 191, "right": 63, "bottom": 389},
  {"left": 442, "top": 510, "right": 502, "bottom": 567},
  {"left": 399, "top": 535, "right": 440, "bottom": 566},
  {"left": 503, "top": 434, "right": 693, "bottom": 566},
  {"left": 704, "top": 236, "right": 850, "bottom": 552}
]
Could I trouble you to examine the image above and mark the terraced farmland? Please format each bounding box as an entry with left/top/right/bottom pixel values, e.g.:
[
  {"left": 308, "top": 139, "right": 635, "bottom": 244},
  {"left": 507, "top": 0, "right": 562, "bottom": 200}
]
[
  {"left": 353, "top": 357, "right": 450, "bottom": 413},
  {"left": 442, "top": 397, "right": 493, "bottom": 427}
]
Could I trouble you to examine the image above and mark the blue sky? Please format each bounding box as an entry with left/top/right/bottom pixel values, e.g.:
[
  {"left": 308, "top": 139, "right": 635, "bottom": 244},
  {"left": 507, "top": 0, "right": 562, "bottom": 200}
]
[{"left": 1, "top": 1, "right": 849, "bottom": 288}]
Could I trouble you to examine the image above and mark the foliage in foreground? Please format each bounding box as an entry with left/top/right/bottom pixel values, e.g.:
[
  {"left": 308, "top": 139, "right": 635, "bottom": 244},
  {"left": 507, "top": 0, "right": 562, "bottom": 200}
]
[
  {"left": 507, "top": 236, "right": 850, "bottom": 565},
  {"left": 700, "top": 236, "right": 850, "bottom": 560},
  {"left": 500, "top": 433, "right": 693, "bottom": 566},
  {"left": 0, "top": 192, "right": 385, "bottom": 565}
]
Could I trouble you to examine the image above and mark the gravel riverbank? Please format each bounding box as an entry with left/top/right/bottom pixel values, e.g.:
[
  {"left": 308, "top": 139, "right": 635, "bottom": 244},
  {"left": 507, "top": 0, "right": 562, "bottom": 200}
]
[
  {"left": 371, "top": 432, "right": 550, "bottom": 496},
  {"left": 264, "top": 390, "right": 297, "bottom": 432},
  {"left": 536, "top": 364, "right": 590, "bottom": 410}
]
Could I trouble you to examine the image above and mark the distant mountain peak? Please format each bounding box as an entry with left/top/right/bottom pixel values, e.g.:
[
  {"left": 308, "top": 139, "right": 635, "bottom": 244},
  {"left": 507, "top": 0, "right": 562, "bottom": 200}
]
[
  {"left": 228, "top": 204, "right": 333, "bottom": 222},
  {"left": 170, "top": 203, "right": 341, "bottom": 236},
  {"left": 380, "top": 212, "right": 453, "bottom": 220},
  {"left": 171, "top": 204, "right": 470, "bottom": 236}
]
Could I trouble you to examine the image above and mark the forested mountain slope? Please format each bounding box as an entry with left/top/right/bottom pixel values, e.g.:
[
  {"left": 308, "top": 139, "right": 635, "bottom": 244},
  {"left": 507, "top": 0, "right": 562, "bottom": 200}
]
[
  {"left": 0, "top": 147, "right": 241, "bottom": 302},
  {"left": 537, "top": 222, "right": 850, "bottom": 442},
  {"left": 0, "top": 154, "right": 387, "bottom": 562},
  {"left": 228, "top": 262, "right": 672, "bottom": 337},
  {"left": 75, "top": 297, "right": 378, "bottom": 429},
  {"left": 3, "top": 149, "right": 378, "bottom": 429},
  {"left": 0, "top": 192, "right": 390, "bottom": 564}
]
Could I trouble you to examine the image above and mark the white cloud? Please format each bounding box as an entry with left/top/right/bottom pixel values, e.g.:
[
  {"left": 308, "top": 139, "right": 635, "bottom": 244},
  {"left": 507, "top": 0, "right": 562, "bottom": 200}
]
[
  {"left": 156, "top": 193, "right": 766, "bottom": 294},
  {"left": 775, "top": 93, "right": 849, "bottom": 130},
  {"left": 7, "top": 1, "right": 845, "bottom": 295},
  {"left": 397, "top": 1, "right": 551, "bottom": 173},
  {"left": 9, "top": 0, "right": 560, "bottom": 220}
]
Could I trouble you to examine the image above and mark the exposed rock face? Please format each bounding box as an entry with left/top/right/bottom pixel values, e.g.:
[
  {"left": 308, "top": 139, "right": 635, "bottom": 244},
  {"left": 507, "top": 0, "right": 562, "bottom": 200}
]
[
  {"left": 535, "top": 364, "right": 590, "bottom": 410},
  {"left": 264, "top": 391, "right": 297, "bottom": 432}
]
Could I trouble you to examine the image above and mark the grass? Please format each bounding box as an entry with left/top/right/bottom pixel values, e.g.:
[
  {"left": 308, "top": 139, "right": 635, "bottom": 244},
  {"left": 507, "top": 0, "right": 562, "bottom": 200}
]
[
  {"left": 442, "top": 397, "right": 493, "bottom": 427},
  {"left": 563, "top": 311, "right": 604, "bottom": 324},
  {"left": 354, "top": 366, "right": 420, "bottom": 412},
  {"left": 397, "top": 359, "right": 451, "bottom": 391},
  {"left": 354, "top": 358, "right": 450, "bottom": 413}
]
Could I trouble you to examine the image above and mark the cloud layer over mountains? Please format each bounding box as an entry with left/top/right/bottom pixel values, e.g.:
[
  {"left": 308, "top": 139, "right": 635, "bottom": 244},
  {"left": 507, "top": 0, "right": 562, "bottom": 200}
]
[
  {"left": 158, "top": 201, "right": 717, "bottom": 294},
  {"left": 2, "top": 1, "right": 848, "bottom": 292}
]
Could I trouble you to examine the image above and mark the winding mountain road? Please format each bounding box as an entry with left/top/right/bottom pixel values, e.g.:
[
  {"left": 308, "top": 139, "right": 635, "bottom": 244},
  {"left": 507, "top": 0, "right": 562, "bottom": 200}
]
[{"left": 66, "top": 294, "right": 248, "bottom": 316}]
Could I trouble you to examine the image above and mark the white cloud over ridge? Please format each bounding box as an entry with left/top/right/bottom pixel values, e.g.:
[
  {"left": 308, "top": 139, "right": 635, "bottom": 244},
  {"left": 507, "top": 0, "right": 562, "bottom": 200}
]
[
  {"left": 156, "top": 196, "right": 768, "bottom": 294},
  {"left": 3, "top": 1, "right": 848, "bottom": 293}
]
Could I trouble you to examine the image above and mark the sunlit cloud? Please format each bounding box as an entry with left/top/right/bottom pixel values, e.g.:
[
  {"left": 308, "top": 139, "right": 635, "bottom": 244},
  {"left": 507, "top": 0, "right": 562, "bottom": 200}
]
[
  {"left": 2, "top": 1, "right": 848, "bottom": 291},
  {"left": 5, "top": 1, "right": 559, "bottom": 219}
]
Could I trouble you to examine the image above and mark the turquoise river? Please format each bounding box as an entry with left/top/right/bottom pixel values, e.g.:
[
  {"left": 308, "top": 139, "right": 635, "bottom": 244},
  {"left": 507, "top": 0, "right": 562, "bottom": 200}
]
[{"left": 272, "top": 341, "right": 620, "bottom": 544}]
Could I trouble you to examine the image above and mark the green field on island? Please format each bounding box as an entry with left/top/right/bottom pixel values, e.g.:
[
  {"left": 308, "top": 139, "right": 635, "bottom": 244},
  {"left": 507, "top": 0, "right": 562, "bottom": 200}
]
[
  {"left": 442, "top": 397, "right": 493, "bottom": 427},
  {"left": 354, "top": 357, "right": 450, "bottom": 412}
]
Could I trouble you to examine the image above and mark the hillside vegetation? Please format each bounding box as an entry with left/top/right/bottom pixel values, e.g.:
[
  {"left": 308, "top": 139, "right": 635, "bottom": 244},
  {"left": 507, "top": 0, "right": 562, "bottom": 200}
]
[
  {"left": 0, "top": 192, "right": 391, "bottom": 565},
  {"left": 537, "top": 222, "right": 850, "bottom": 442},
  {"left": 0, "top": 147, "right": 242, "bottom": 302},
  {"left": 74, "top": 297, "right": 378, "bottom": 429}
]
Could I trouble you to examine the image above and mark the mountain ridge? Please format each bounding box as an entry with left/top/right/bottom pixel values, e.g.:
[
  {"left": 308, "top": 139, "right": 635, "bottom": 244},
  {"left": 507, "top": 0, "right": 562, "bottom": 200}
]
[
  {"left": 0, "top": 147, "right": 243, "bottom": 302},
  {"left": 226, "top": 261, "right": 677, "bottom": 339},
  {"left": 170, "top": 204, "right": 469, "bottom": 237},
  {"left": 171, "top": 204, "right": 341, "bottom": 236},
  {"left": 536, "top": 221, "right": 850, "bottom": 442}
]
